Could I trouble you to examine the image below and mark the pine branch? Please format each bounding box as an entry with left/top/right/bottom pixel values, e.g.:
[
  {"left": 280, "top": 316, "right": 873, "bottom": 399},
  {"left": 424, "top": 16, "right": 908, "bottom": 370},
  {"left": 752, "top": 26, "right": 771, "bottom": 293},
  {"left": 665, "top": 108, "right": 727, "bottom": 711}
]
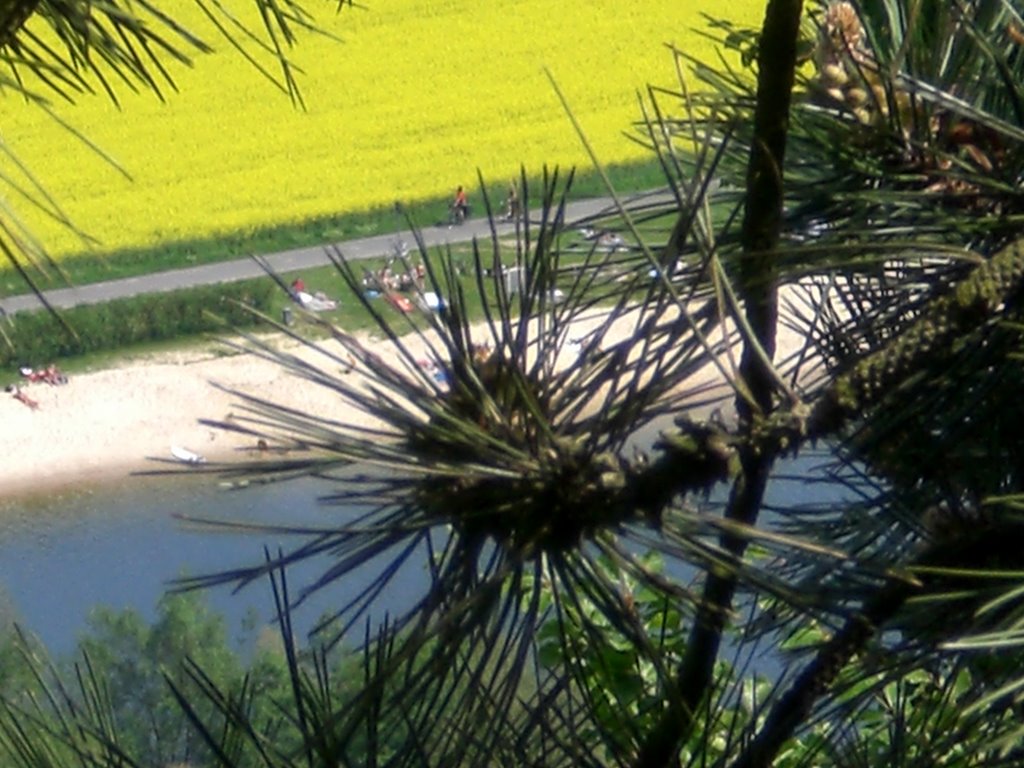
[
  {"left": 727, "top": 511, "right": 1024, "bottom": 768},
  {"left": 619, "top": 188, "right": 1024, "bottom": 768},
  {"left": 625, "top": 234, "right": 1024, "bottom": 520},
  {"left": 807, "top": 238, "right": 1024, "bottom": 439},
  {"left": 632, "top": 2, "right": 805, "bottom": 766},
  {"left": 728, "top": 578, "right": 914, "bottom": 768},
  {"left": 0, "top": 0, "right": 40, "bottom": 49}
]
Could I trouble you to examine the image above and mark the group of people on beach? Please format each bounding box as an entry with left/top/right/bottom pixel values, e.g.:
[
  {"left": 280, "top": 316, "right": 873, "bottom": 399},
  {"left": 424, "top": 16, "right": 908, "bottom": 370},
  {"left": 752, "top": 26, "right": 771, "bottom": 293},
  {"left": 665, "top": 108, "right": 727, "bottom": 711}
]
[
  {"left": 360, "top": 260, "right": 427, "bottom": 295},
  {"left": 6, "top": 363, "right": 69, "bottom": 410},
  {"left": 20, "top": 364, "right": 68, "bottom": 386}
]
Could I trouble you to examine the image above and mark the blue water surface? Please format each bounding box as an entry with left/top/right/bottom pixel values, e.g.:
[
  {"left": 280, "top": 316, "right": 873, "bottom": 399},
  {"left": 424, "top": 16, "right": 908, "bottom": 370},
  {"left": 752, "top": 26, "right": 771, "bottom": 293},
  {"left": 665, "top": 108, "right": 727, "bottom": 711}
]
[
  {"left": 0, "top": 472, "right": 423, "bottom": 657},
  {"left": 0, "top": 449, "right": 856, "bottom": 660}
]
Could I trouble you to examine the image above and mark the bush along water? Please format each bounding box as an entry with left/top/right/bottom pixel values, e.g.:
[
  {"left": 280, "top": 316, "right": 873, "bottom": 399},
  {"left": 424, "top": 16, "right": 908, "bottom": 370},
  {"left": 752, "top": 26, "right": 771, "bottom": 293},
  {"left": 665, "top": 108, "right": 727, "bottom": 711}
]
[{"left": 0, "top": 279, "right": 275, "bottom": 369}]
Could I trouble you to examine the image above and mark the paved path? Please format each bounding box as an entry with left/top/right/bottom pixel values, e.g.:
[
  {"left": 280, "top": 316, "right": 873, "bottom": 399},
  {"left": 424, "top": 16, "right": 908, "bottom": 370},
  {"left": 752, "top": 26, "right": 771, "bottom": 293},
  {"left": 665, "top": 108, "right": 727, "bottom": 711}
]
[{"left": 0, "top": 192, "right": 673, "bottom": 315}]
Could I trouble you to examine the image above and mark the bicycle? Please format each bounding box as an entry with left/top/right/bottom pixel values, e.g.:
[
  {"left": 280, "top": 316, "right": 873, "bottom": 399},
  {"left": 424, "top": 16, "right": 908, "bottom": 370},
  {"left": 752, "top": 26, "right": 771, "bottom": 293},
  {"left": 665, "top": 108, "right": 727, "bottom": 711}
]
[{"left": 448, "top": 202, "right": 469, "bottom": 226}]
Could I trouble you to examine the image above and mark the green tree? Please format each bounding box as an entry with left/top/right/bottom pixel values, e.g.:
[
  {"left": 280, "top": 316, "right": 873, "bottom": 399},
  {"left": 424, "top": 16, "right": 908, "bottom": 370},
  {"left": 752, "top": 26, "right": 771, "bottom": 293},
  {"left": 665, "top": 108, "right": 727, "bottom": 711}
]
[
  {"left": 74, "top": 593, "right": 246, "bottom": 766},
  {"left": 8, "top": 0, "right": 1024, "bottom": 766},
  {"left": 0, "top": 592, "right": 249, "bottom": 766}
]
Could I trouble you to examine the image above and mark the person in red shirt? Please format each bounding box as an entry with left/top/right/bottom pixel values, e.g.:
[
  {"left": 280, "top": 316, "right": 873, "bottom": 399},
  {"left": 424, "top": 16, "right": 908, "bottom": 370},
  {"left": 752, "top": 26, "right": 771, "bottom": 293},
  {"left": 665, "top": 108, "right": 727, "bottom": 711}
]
[{"left": 450, "top": 185, "right": 469, "bottom": 224}]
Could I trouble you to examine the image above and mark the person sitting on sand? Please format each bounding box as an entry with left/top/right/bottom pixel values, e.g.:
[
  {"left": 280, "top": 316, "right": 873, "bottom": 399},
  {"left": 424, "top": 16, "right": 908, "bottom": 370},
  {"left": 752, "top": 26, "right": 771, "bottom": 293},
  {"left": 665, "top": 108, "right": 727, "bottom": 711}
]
[{"left": 42, "top": 363, "right": 68, "bottom": 385}]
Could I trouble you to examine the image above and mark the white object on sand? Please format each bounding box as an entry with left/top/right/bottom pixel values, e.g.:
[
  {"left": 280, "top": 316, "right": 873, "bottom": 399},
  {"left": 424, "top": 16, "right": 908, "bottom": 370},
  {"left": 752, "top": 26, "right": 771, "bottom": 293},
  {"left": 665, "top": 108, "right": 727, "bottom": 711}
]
[
  {"left": 297, "top": 291, "right": 338, "bottom": 311},
  {"left": 419, "top": 291, "right": 445, "bottom": 311},
  {"left": 171, "top": 445, "right": 206, "bottom": 464}
]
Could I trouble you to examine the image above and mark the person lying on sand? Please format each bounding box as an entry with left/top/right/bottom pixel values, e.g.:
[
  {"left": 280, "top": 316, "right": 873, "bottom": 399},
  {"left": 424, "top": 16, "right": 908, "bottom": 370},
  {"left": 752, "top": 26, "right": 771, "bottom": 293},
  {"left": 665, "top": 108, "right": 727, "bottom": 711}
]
[
  {"left": 289, "top": 276, "right": 338, "bottom": 311},
  {"left": 7, "top": 384, "right": 39, "bottom": 410},
  {"left": 298, "top": 291, "right": 338, "bottom": 311}
]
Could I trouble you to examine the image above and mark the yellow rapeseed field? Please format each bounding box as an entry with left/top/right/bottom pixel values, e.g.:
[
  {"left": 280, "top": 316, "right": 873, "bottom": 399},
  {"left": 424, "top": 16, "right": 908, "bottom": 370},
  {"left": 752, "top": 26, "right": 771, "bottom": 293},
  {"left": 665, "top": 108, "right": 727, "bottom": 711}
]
[{"left": 5, "top": 1, "right": 765, "bottom": 260}]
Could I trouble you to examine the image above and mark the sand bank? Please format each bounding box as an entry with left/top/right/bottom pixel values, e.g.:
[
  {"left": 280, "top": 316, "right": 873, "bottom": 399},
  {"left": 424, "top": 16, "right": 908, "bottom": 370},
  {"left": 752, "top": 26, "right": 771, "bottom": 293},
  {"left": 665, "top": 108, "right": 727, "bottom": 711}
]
[
  {"left": 0, "top": 343, "right": 344, "bottom": 498},
  {"left": 0, "top": 304, "right": 810, "bottom": 501}
]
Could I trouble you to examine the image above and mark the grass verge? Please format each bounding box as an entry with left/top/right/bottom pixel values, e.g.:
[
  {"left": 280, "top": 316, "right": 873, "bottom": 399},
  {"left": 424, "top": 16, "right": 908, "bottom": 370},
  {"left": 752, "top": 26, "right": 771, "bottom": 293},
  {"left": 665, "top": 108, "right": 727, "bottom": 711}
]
[{"left": 0, "top": 158, "right": 667, "bottom": 299}]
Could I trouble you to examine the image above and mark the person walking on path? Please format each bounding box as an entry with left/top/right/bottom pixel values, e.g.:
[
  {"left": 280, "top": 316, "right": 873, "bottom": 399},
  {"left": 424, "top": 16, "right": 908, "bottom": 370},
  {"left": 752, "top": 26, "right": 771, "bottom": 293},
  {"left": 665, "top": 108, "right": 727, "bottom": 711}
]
[{"left": 504, "top": 180, "right": 520, "bottom": 221}]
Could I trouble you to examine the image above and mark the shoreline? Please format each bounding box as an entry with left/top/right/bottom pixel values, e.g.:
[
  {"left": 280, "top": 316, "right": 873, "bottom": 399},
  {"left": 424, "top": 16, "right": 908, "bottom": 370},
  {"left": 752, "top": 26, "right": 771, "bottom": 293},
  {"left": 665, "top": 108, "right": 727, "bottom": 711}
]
[
  {"left": 2, "top": 305, "right": 810, "bottom": 504},
  {"left": 1, "top": 342, "right": 328, "bottom": 501}
]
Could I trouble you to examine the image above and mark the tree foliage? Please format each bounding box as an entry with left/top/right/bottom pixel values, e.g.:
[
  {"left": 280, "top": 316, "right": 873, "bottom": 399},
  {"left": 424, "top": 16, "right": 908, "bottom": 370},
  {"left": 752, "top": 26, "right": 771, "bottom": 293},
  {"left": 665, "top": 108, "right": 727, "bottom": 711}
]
[{"left": 7, "top": 0, "right": 1024, "bottom": 766}]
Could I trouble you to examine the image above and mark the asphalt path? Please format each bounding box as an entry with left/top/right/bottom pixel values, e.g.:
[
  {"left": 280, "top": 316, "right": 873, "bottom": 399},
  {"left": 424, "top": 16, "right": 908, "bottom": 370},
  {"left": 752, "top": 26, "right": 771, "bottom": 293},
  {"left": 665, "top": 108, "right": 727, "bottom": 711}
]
[{"left": 0, "top": 192, "right": 673, "bottom": 315}]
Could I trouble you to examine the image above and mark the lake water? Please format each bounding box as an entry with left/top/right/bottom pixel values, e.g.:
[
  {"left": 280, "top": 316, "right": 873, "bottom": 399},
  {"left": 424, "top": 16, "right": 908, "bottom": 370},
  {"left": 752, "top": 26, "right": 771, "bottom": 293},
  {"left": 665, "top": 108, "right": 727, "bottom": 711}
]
[
  {"left": 0, "top": 450, "right": 853, "bottom": 659},
  {"left": 0, "top": 471, "right": 429, "bottom": 657}
]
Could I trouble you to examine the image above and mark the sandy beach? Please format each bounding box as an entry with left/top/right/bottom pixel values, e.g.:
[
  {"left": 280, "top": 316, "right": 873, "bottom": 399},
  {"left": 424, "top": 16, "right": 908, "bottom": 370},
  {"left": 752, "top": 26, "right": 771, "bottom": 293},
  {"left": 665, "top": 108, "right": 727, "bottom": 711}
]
[
  {"left": 1, "top": 303, "right": 810, "bottom": 501},
  {"left": 0, "top": 340, "right": 346, "bottom": 498},
  {"left": 0, "top": 325, "right": 578, "bottom": 497}
]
